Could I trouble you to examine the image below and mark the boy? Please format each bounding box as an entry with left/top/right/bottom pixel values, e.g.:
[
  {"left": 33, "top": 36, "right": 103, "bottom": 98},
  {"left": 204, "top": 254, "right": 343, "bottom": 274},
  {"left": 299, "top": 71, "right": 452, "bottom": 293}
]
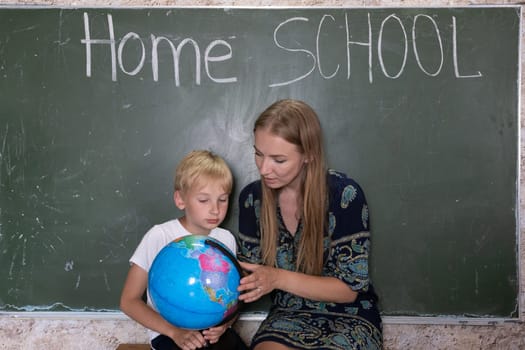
[{"left": 120, "top": 150, "right": 246, "bottom": 350}]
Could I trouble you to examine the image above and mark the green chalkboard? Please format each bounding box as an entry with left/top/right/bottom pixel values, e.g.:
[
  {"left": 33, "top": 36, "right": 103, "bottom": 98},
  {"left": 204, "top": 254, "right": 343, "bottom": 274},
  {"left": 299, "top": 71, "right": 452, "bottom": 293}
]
[{"left": 0, "top": 7, "right": 519, "bottom": 317}]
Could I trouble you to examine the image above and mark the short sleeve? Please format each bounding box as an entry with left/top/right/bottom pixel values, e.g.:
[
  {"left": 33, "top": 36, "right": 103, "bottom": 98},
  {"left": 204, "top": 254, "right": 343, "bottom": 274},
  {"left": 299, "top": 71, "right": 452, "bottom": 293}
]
[
  {"left": 129, "top": 225, "right": 166, "bottom": 273},
  {"left": 237, "top": 181, "right": 263, "bottom": 264},
  {"left": 324, "top": 171, "right": 371, "bottom": 292}
]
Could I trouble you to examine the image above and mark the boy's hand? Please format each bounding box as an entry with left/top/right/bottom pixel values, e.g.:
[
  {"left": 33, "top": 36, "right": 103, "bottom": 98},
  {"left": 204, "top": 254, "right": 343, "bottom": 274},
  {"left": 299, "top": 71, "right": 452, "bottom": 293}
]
[
  {"left": 201, "top": 323, "right": 229, "bottom": 344},
  {"left": 202, "top": 314, "right": 237, "bottom": 344},
  {"left": 172, "top": 328, "right": 207, "bottom": 350}
]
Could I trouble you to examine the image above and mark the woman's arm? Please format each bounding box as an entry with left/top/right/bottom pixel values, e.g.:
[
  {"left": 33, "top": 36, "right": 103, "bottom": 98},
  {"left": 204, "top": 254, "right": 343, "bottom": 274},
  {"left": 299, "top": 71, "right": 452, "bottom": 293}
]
[{"left": 238, "top": 261, "right": 358, "bottom": 304}]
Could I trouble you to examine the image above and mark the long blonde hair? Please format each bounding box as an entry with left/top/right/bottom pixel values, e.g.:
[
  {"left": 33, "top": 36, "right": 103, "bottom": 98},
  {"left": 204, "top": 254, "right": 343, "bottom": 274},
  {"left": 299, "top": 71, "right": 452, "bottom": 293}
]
[{"left": 254, "top": 99, "right": 328, "bottom": 275}]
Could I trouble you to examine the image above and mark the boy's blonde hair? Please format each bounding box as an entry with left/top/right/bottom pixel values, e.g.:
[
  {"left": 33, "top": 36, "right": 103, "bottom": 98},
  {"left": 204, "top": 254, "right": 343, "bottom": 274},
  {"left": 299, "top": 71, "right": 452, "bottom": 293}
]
[{"left": 174, "top": 150, "right": 233, "bottom": 194}]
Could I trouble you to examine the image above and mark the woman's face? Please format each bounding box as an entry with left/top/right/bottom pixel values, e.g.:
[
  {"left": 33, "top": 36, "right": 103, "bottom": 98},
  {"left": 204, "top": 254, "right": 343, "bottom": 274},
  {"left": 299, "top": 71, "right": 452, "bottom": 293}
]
[{"left": 254, "top": 128, "right": 307, "bottom": 191}]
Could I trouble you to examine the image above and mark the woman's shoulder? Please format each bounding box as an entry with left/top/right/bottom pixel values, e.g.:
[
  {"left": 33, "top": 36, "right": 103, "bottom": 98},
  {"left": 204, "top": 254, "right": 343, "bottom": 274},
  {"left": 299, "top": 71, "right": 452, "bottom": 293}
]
[
  {"left": 239, "top": 179, "right": 262, "bottom": 198},
  {"left": 327, "top": 169, "right": 363, "bottom": 190},
  {"left": 327, "top": 170, "right": 369, "bottom": 232},
  {"left": 327, "top": 169, "right": 367, "bottom": 205}
]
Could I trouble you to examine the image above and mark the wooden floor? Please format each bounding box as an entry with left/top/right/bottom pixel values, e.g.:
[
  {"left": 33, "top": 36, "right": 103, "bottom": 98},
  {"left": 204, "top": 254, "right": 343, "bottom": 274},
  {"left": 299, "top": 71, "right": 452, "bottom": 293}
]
[{"left": 116, "top": 345, "right": 150, "bottom": 350}]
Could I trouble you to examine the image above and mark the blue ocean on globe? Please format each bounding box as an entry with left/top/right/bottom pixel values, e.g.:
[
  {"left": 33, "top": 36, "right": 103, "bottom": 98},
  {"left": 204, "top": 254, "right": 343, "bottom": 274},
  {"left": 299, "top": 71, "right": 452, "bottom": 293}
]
[{"left": 148, "top": 235, "right": 242, "bottom": 330}]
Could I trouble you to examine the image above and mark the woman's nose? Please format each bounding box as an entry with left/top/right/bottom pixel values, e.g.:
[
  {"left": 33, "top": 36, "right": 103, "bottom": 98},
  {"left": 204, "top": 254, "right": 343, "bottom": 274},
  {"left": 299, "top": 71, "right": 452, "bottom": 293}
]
[{"left": 258, "top": 158, "right": 271, "bottom": 175}]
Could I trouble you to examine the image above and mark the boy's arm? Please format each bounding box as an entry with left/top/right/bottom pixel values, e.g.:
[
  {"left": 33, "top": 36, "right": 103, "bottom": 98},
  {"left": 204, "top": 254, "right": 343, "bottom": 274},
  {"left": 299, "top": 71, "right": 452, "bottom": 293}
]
[{"left": 120, "top": 264, "right": 207, "bottom": 349}]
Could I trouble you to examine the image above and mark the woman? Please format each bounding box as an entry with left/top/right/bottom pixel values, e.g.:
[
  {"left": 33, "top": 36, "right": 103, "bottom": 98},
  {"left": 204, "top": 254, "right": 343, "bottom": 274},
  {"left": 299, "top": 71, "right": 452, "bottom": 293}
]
[{"left": 237, "top": 99, "right": 382, "bottom": 349}]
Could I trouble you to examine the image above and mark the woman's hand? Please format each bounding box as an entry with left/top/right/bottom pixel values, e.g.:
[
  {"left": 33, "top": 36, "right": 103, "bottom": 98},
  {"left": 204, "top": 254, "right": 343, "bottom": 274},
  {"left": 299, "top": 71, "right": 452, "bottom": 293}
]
[
  {"left": 238, "top": 261, "right": 278, "bottom": 302},
  {"left": 238, "top": 261, "right": 359, "bottom": 304}
]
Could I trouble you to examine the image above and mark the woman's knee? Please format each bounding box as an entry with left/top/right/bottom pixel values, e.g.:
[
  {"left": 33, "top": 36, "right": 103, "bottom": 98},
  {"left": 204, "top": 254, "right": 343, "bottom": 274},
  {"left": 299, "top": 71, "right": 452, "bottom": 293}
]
[{"left": 253, "top": 341, "right": 292, "bottom": 350}]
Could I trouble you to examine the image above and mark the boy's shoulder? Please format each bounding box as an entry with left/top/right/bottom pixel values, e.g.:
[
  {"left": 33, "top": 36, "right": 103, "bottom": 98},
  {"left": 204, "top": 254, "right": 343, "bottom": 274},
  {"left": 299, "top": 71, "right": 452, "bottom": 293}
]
[
  {"left": 149, "top": 218, "right": 184, "bottom": 235},
  {"left": 141, "top": 219, "right": 187, "bottom": 245},
  {"left": 210, "top": 226, "right": 235, "bottom": 241},
  {"left": 209, "top": 227, "right": 237, "bottom": 253}
]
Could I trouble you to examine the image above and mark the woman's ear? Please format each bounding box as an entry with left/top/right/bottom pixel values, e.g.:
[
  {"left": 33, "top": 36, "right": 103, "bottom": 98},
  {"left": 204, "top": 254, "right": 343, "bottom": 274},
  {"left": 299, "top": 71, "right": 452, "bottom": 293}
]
[{"left": 174, "top": 190, "right": 185, "bottom": 210}]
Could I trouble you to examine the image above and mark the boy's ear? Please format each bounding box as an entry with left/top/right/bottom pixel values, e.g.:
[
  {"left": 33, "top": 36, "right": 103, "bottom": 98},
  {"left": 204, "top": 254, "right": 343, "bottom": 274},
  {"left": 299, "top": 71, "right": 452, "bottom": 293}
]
[{"left": 174, "top": 190, "right": 185, "bottom": 210}]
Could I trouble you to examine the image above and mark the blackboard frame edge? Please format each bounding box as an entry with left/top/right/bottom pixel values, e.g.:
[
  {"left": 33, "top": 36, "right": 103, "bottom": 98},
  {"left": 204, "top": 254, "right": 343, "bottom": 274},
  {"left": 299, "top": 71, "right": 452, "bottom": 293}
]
[
  {"left": 0, "top": 3, "right": 520, "bottom": 320},
  {"left": 0, "top": 4, "right": 521, "bottom": 9},
  {"left": 516, "top": 0, "right": 523, "bottom": 325}
]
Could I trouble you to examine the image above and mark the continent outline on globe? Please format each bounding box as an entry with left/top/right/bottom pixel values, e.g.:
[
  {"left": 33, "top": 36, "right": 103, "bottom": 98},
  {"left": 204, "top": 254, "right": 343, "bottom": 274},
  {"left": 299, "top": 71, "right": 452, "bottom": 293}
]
[{"left": 148, "top": 235, "right": 242, "bottom": 330}]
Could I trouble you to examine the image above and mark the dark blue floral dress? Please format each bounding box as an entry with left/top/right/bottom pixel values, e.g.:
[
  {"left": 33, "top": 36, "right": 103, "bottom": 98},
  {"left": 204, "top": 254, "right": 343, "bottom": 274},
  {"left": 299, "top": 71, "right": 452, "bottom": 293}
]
[{"left": 238, "top": 170, "right": 382, "bottom": 350}]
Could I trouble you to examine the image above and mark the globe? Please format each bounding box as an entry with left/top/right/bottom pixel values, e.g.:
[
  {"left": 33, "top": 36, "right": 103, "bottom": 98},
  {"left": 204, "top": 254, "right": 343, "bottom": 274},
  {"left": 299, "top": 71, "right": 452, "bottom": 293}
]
[{"left": 148, "top": 234, "right": 242, "bottom": 330}]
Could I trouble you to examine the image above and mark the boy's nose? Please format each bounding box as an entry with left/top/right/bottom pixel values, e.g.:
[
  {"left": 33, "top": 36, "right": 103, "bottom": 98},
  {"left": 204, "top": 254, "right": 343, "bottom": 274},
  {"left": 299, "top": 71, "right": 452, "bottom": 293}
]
[{"left": 210, "top": 202, "right": 219, "bottom": 214}]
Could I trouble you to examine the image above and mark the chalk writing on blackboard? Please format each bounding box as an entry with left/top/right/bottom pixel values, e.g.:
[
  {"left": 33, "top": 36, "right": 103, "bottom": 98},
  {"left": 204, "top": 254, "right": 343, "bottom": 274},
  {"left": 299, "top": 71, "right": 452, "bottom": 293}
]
[
  {"left": 81, "top": 12, "right": 482, "bottom": 87},
  {"left": 81, "top": 13, "right": 237, "bottom": 86}
]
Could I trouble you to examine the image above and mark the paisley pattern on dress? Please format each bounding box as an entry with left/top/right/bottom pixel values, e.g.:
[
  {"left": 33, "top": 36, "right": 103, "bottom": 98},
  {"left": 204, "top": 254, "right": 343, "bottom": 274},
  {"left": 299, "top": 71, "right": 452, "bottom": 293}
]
[
  {"left": 341, "top": 184, "right": 357, "bottom": 208},
  {"left": 238, "top": 170, "right": 382, "bottom": 349}
]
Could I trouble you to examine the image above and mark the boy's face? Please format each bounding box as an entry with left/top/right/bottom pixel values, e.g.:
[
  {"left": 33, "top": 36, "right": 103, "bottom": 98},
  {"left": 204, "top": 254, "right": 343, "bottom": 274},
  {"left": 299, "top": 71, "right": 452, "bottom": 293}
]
[{"left": 174, "top": 177, "right": 229, "bottom": 235}]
